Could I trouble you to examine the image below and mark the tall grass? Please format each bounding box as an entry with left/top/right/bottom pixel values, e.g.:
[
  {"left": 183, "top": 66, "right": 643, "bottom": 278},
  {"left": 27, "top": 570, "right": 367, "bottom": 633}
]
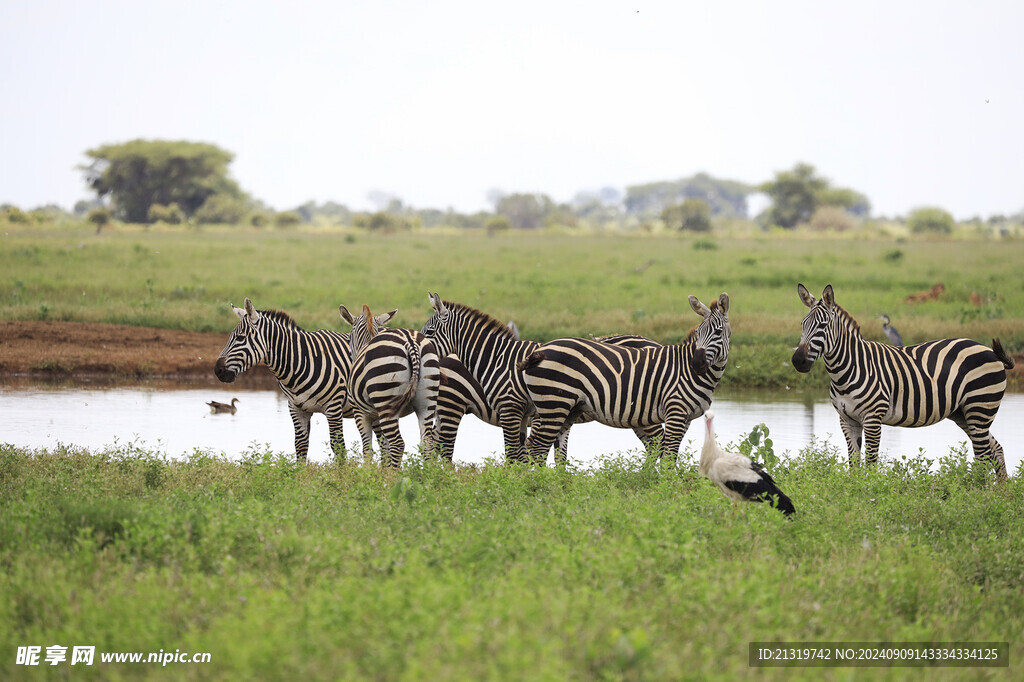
[
  {"left": 2, "top": 224, "right": 1022, "bottom": 388},
  {"left": 1, "top": 443, "right": 1022, "bottom": 679}
]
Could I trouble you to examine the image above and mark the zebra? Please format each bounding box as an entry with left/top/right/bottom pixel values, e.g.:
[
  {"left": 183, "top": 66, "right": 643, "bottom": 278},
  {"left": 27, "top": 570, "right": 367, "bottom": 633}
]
[
  {"left": 420, "top": 295, "right": 663, "bottom": 464},
  {"left": 340, "top": 304, "right": 441, "bottom": 467},
  {"left": 518, "top": 293, "right": 731, "bottom": 466},
  {"left": 214, "top": 297, "right": 386, "bottom": 463},
  {"left": 792, "top": 283, "right": 1014, "bottom": 480}
]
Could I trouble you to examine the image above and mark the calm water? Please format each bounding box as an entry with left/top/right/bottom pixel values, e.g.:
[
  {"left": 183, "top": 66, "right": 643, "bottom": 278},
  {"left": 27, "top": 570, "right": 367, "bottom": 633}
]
[{"left": 1, "top": 381, "right": 1021, "bottom": 472}]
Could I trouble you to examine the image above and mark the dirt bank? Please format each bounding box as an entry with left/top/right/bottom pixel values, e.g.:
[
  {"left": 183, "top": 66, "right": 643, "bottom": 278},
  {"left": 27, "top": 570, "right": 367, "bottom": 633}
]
[
  {"left": 0, "top": 321, "right": 276, "bottom": 386},
  {"left": 1, "top": 320, "right": 1021, "bottom": 390}
]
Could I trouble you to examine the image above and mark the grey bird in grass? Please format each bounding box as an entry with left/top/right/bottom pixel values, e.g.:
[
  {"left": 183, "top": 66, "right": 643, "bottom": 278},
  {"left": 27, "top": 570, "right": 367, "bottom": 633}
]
[{"left": 878, "top": 315, "right": 903, "bottom": 346}]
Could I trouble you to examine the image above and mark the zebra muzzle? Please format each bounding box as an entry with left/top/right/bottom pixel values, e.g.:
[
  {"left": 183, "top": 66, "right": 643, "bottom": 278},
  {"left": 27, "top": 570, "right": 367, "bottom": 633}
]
[
  {"left": 214, "top": 357, "right": 237, "bottom": 383},
  {"left": 791, "top": 345, "right": 815, "bottom": 373}
]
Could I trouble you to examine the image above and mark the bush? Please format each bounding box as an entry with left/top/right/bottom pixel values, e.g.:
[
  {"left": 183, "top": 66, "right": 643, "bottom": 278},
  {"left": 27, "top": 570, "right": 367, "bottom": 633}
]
[
  {"left": 194, "top": 194, "right": 249, "bottom": 225},
  {"left": 146, "top": 203, "right": 184, "bottom": 224},
  {"left": 807, "top": 205, "right": 855, "bottom": 232},
  {"left": 274, "top": 211, "right": 303, "bottom": 228},
  {"left": 248, "top": 212, "right": 270, "bottom": 228},
  {"left": 662, "top": 198, "right": 712, "bottom": 232},
  {"left": 485, "top": 215, "right": 511, "bottom": 235},
  {"left": 4, "top": 206, "right": 31, "bottom": 224},
  {"left": 907, "top": 206, "right": 954, "bottom": 235}
]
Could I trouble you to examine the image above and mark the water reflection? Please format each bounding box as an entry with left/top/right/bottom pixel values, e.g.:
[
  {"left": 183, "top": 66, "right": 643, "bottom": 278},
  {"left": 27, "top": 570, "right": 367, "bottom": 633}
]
[{"left": 0, "top": 381, "right": 1020, "bottom": 473}]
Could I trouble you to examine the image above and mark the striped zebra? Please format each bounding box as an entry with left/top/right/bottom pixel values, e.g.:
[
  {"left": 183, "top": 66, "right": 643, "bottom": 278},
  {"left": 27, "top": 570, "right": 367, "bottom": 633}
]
[
  {"left": 519, "top": 293, "right": 731, "bottom": 465},
  {"left": 793, "top": 283, "right": 1013, "bottom": 480},
  {"left": 214, "top": 297, "right": 379, "bottom": 462},
  {"left": 420, "top": 295, "right": 662, "bottom": 464},
  {"left": 340, "top": 304, "right": 441, "bottom": 467}
]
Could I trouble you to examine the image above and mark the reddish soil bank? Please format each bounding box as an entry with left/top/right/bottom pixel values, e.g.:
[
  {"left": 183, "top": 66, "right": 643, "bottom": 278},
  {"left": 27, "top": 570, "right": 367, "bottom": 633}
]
[{"left": 0, "top": 321, "right": 276, "bottom": 386}]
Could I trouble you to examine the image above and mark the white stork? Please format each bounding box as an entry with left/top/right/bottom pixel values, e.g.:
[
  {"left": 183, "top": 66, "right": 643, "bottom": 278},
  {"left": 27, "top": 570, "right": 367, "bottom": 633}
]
[{"left": 699, "top": 411, "right": 795, "bottom": 518}]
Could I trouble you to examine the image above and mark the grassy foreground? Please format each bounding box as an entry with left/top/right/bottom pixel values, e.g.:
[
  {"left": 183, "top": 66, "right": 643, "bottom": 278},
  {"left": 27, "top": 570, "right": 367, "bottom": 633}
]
[
  {"left": 2, "top": 224, "right": 1023, "bottom": 389},
  {"left": 1, "top": 443, "right": 1022, "bottom": 680}
]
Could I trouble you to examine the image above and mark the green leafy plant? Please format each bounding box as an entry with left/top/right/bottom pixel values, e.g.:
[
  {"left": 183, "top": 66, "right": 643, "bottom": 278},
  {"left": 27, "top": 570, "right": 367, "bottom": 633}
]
[{"left": 737, "top": 422, "right": 777, "bottom": 470}]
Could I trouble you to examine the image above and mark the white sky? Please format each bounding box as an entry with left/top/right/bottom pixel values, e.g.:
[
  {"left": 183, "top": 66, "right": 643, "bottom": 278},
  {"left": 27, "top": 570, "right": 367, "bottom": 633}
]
[{"left": 2, "top": 0, "right": 1022, "bottom": 219}]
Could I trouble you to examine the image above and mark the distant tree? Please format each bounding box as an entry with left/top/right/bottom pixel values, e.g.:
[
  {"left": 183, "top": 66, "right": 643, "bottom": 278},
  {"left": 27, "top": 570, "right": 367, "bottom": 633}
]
[
  {"left": 625, "top": 173, "right": 751, "bottom": 219},
  {"left": 662, "top": 198, "right": 712, "bottom": 232},
  {"left": 87, "top": 207, "right": 112, "bottom": 234},
  {"left": 494, "top": 193, "right": 554, "bottom": 229},
  {"left": 906, "top": 206, "right": 954, "bottom": 234},
  {"left": 759, "top": 163, "right": 871, "bottom": 228},
  {"left": 80, "top": 139, "right": 244, "bottom": 223}
]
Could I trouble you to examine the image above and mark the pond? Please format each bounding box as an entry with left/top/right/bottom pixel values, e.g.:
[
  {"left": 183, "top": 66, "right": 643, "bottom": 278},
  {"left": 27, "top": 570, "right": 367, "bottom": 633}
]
[{"left": 2, "top": 379, "right": 1021, "bottom": 472}]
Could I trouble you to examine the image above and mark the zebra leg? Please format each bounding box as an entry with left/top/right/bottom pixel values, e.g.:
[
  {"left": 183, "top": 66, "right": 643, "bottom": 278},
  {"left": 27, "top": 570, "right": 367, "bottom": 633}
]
[
  {"left": 634, "top": 425, "right": 663, "bottom": 461},
  {"left": 325, "top": 409, "right": 347, "bottom": 464},
  {"left": 862, "top": 418, "right": 882, "bottom": 466},
  {"left": 950, "top": 410, "right": 1008, "bottom": 482},
  {"left": 434, "top": 390, "right": 468, "bottom": 463},
  {"left": 554, "top": 427, "right": 570, "bottom": 467},
  {"left": 378, "top": 417, "right": 406, "bottom": 468},
  {"left": 288, "top": 403, "right": 312, "bottom": 463},
  {"left": 659, "top": 417, "right": 690, "bottom": 469},
  {"left": 500, "top": 407, "right": 531, "bottom": 463},
  {"left": 355, "top": 411, "right": 376, "bottom": 462},
  {"left": 838, "top": 414, "right": 864, "bottom": 468}
]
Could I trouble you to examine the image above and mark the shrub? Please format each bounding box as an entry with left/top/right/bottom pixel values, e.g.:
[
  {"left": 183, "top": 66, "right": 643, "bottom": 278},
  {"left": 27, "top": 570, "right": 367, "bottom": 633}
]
[
  {"left": 146, "top": 203, "right": 184, "bottom": 224},
  {"left": 662, "top": 198, "right": 712, "bottom": 232},
  {"left": 274, "top": 211, "right": 303, "bottom": 228},
  {"left": 485, "top": 215, "right": 511, "bottom": 235},
  {"left": 807, "top": 205, "right": 855, "bottom": 232},
  {"left": 907, "top": 206, "right": 954, "bottom": 235},
  {"left": 194, "top": 194, "right": 248, "bottom": 225},
  {"left": 4, "top": 206, "right": 31, "bottom": 224}
]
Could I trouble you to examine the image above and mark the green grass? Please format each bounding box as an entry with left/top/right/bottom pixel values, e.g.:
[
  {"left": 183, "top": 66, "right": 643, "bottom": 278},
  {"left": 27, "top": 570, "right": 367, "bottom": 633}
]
[
  {"left": 1, "top": 443, "right": 1021, "bottom": 680},
  {"left": 2, "top": 224, "right": 1023, "bottom": 389}
]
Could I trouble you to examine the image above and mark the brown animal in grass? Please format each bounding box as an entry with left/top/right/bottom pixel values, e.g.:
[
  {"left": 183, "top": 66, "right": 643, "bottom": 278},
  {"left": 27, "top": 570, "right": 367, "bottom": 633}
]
[{"left": 905, "top": 283, "right": 945, "bottom": 304}]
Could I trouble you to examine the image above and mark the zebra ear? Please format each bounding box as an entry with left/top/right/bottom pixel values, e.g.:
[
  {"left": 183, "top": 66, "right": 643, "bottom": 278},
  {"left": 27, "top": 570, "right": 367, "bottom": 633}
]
[
  {"left": 822, "top": 284, "right": 835, "bottom": 308},
  {"left": 428, "top": 292, "right": 447, "bottom": 315},
  {"left": 339, "top": 304, "right": 356, "bottom": 326},
  {"left": 717, "top": 293, "right": 730, "bottom": 315},
  {"left": 243, "top": 297, "right": 260, "bottom": 321},
  {"left": 688, "top": 295, "right": 711, "bottom": 317},
  {"left": 797, "top": 283, "right": 816, "bottom": 308},
  {"left": 375, "top": 309, "right": 398, "bottom": 327}
]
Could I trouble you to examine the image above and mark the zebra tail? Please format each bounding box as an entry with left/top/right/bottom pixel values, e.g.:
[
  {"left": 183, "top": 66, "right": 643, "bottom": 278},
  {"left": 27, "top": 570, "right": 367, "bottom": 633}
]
[
  {"left": 381, "top": 340, "right": 421, "bottom": 419},
  {"left": 992, "top": 338, "right": 1015, "bottom": 370},
  {"left": 516, "top": 350, "right": 546, "bottom": 372}
]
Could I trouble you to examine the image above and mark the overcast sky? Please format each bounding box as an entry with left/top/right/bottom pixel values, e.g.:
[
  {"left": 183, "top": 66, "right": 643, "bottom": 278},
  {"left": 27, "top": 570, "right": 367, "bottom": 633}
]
[{"left": 3, "top": 0, "right": 1022, "bottom": 219}]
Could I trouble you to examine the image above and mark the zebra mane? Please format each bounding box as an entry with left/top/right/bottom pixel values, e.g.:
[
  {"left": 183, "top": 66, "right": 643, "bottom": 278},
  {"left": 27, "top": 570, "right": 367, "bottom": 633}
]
[
  {"left": 445, "top": 301, "right": 518, "bottom": 340},
  {"left": 833, "top": 304, "right": 862, "bottom": 335},
  {"left": 260, "top": 309, "right": 306, "bottom": 331}
]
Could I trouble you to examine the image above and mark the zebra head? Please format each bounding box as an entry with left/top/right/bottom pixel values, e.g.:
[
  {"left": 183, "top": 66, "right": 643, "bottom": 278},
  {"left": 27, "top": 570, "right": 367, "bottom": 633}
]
[
  {"left": 421, "top": 293, "right": 455, "bottom": 357},
  {"left": 215, "top": 298, "right": 269, "bottom": 383},
  {"left": 687, "top": 293, "right": 731, "bottom": 375},
  {"left": 792, "top": 283, "right": 835, "bottom": 373},
  {"left": 339, "top": 304, "right": 397, "bottom": 358}
]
